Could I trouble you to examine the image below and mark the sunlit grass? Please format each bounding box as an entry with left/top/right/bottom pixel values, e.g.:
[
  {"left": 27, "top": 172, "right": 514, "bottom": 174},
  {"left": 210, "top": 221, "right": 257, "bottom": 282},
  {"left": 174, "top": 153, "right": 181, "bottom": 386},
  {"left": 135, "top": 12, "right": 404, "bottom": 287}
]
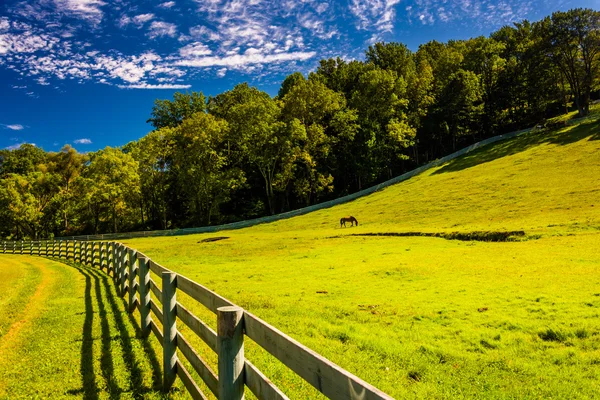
[
  {"left": 124, "top": 116, "right": 600, "bottom": 398},
  {"left": 0, "top": 256, "right": 187, "bottom": 399}
]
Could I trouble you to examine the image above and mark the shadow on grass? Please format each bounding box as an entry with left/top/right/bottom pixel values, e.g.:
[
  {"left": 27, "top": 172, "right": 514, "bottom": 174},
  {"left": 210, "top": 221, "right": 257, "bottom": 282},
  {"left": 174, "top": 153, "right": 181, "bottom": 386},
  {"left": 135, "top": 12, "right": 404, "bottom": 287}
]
[
  {"left": 65, "top": 261, "right": 162, "bottom": 399},
  {"left": 432, "top": 120, "right": 600, "bottom": 175},
  {"left": 66, "top": 267, "right": 99, "bottom": 399}
]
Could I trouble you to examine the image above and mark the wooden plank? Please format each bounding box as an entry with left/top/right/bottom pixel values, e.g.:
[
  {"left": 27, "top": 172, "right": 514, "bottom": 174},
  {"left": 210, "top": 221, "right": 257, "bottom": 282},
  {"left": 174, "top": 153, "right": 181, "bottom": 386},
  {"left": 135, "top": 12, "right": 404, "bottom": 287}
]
[
  {"left": 176, "top": 332, "right": 219, "bottom": 397},
  {"left": 177, "top": 274, "right": 234, "bottom": 314},
  {"left": 176, "top": 359, "right": 209, "bottom": 400},
  {"left": 176, "top": 303, "right": 217, "bottom": 352},
  {"left": 148, "top": 259, "right": 170, "bottom": 275},
  {"left": 243, "top": 311, "right": 394, "bottom": 400},
  {"left": 245, "top": 360, "right": 290, "bottom": 400},
  {"left": 150, "top": 320, "right": 164, "bottom": 343},
  {"left": 150, "top": 299, "right": 164, "bottom": 324},
  {"left": 149, "top": 278, "right": 162, "bottom": 301}
]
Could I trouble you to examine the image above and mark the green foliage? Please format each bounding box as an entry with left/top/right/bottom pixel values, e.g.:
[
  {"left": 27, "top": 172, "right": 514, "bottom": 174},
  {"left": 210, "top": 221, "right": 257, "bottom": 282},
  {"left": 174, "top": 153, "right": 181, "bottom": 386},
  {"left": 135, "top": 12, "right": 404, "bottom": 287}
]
[{"left": 147, "top": 91, "right": 207, "bottom": 129}]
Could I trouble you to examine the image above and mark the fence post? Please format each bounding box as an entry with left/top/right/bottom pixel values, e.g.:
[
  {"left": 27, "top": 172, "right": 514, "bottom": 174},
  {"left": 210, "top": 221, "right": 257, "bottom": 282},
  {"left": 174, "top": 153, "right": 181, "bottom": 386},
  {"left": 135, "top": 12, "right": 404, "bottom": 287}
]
[
  {"left": 162, "top": 272, "right": 177, "bottom": 391},
  {"left": 120, "top": 245, "right": 128, "bottom": 297},
  {"left": 217, "top": 306, "right": 245, "bottom": 400},
  {"left": 2, "top": 241, "right": 4, "bottom": 253},
  {"left": 20, "top": 240, "right": 24, "bottom": 255},
  {"left": 113, "top": 243, "right": 119, "bottom": 285},
  {"left": 128, "top": 248, "right": 137, "bottom": 313},
  {"left": 99, "top": 242, "right": 104, "bottom": 271},
  {"left": 138, "top": 256, "right": 151, "bottom": 338},
  {"left": 12, "top": 241, "right": 16, "bottom": 254}
]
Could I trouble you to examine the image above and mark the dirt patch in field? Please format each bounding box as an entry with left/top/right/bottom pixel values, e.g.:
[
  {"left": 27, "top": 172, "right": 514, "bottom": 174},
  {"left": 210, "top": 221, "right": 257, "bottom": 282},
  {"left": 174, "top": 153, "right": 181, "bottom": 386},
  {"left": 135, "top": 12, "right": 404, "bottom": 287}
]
[
  {"left": 331, "top": 230, "right": 526, "bottom": 242},
  {"left": 198, "top": 236, "right": 230, "bottom": 243},
  {"left": 0, "top": 261, "right": 55, "bottom": 356}
]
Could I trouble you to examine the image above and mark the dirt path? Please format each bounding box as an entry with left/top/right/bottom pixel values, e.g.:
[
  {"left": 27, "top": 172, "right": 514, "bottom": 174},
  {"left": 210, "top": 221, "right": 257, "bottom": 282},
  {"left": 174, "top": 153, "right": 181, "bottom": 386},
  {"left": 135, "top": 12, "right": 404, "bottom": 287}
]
[{"left": 0, "top": 259, "right": 56, "bottom": 356}]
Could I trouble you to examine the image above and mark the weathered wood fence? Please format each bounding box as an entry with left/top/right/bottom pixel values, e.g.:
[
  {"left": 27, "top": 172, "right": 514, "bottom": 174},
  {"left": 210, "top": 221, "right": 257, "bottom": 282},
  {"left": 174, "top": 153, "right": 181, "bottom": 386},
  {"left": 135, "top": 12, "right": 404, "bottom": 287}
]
[{"left": 0, "top": 239, "right": 394, "bottom": 400}]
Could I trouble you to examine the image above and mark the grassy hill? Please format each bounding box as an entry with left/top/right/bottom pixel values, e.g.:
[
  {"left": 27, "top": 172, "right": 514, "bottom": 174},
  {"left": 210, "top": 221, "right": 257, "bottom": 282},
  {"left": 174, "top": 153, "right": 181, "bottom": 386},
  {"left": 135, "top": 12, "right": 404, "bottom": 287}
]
[{"left": 124, "top": 114, "right": 600, "bottom": 399}]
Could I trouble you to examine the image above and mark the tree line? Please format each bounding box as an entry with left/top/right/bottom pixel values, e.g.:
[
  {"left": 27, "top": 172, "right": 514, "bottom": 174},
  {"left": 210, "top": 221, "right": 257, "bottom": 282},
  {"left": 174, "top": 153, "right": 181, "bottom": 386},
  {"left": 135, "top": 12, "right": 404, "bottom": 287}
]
[{"left": 1, "top": 8, "right": 598, "bottom": 239}]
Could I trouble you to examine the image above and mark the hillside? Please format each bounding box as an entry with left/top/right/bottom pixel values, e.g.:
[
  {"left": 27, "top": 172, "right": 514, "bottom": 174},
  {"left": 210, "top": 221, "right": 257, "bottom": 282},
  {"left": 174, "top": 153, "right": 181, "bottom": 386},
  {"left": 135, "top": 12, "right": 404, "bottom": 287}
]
[{"left": 125, "top": 117, "right": 600, "bottom": 399}]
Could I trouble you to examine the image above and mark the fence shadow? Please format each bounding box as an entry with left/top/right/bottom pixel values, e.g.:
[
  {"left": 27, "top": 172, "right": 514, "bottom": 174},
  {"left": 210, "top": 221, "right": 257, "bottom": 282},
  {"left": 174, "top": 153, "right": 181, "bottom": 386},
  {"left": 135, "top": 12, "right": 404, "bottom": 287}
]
[
  {"left": 66, "top": 262, "right": 162, "bottom": 398},
  {"left": 432, "top": 120, "right": 600, "bottom": 175}
]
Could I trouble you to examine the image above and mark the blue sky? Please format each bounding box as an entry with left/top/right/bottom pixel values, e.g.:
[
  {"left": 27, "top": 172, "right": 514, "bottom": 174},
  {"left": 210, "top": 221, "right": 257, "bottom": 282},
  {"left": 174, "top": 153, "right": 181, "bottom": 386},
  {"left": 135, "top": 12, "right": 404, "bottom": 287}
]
[{"left": 1, "top": 0, "right": 597, "bottom": 152}]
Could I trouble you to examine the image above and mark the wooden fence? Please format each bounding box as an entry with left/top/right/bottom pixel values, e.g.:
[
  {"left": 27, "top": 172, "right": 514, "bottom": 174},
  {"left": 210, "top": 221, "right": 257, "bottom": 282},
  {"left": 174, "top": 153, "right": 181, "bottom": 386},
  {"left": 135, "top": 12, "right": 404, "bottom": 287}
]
[{"left": 0, "top": 239, "right": 394, "bottom": 400}]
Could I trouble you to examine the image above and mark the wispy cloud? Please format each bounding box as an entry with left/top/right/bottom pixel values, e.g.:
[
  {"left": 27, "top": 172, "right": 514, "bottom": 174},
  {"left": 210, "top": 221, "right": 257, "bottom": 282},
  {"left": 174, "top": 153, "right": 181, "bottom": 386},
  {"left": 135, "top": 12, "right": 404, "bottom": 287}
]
[
  {"left": 7, "top": 142, "right": 35, "bottom": 150},
  {"left": 74, "top": 138, "right": 92, "bottom": 144},
  {"left": 158, "top": 1, "right": 176, "bottom": 9},
  {"left": 350, "top": 0, "right": 401, "bottom": 38},
  {"left": 133, "top": 13, "right": 155, "bottom": 26},
  {"left": 406, "top": 0, "right": 533, "bottom": 27},
  {"left": 54, "top": 0, "right": 106, "bottom": 24},
  {"left": 117, "top": 83, "right": 192, "bottom": 89},
  {"left": 2, "top": 124, "right": 25, "bottom": 130},
  {"left": 147, "top": 21, "right": 177, "bottom": 39},
  {"left": 176, "top": 51, "right": 317, "bottom": 68}
]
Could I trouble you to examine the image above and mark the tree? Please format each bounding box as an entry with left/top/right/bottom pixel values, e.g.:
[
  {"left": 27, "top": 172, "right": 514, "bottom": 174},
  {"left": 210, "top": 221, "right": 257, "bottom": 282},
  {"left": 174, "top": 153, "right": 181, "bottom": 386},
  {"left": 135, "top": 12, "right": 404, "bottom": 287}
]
[
  {"left": 83, "top": 147, "right": 141, "bottom": 233},
  {"left": 210, "top": 84, "right": 299, "bottom": 214},
  {"left": 47, "top": 145, "right": 86, "bottom": 232},
  {"left": 147, "top": 91, "right": 207, "bottom": 129},
  {"left": 436, "top": 69, "right": 483, "bottom": 149},
  {"left": 540, "top": 9, "right": 600, "bottom": 116},
  {"left": 129, "top": 129, "right": 174, "bottom": 229},
  {"left": 171, "top": 113, "right": 245, "bottom": 225}
]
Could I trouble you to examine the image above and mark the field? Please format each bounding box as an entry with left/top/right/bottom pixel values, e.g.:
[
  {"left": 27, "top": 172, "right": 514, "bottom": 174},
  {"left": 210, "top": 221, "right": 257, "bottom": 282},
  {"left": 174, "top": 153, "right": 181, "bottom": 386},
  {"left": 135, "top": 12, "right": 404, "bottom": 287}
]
[
  {"left": 0, "top": 255, "right": 189, "bottom": 399},
  {"left": 0, "top": 116, "right": 598, "bottom": 399},
  {"left": 122, "top": 116, "right": 600, "bottom": 398}
]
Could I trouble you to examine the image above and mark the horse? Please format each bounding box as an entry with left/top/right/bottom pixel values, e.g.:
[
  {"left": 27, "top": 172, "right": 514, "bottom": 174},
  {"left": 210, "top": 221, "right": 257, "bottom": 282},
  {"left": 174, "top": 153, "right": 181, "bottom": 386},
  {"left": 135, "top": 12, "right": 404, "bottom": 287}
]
[{"left": 340, "top": 216, "right": 358, "bottom": 227}]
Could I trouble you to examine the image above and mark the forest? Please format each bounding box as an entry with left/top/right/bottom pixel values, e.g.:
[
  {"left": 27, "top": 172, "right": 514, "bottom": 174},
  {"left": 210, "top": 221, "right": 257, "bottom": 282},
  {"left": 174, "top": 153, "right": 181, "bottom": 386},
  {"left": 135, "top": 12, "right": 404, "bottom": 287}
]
[{"left": 0, "top": 8, "right": 598, "bottom": 239}]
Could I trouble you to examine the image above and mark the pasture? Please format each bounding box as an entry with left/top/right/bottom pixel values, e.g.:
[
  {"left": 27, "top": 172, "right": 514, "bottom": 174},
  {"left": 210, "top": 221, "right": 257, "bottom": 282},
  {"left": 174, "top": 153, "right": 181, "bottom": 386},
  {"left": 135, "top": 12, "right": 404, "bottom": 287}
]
[
  {"left": 0, "top": 256, "right": 188, "bottom": 399},
  {"left": 123, "top": 118, "right": 600, "bottom": 398}
]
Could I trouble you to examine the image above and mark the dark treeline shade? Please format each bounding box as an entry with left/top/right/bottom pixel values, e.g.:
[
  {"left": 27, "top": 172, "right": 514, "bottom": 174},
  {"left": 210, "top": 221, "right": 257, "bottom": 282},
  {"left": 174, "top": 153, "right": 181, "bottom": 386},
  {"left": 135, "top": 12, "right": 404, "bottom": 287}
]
[{"left": 1, "top": 8, "right": 598, "bottom": 239}]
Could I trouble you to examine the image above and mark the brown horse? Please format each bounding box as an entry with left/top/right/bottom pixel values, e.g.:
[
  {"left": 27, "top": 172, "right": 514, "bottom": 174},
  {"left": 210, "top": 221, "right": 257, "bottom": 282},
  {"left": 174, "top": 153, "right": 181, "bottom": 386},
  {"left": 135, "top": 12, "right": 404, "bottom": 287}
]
[{"left": 340, "top": 216, "right": 358, "bottom": 227}]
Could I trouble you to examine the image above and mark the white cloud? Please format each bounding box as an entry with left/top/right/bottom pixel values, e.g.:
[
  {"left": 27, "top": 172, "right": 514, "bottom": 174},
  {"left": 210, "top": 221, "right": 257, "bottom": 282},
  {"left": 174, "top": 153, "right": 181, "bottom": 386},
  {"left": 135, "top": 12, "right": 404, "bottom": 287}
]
[
  {"left": 179, "top": 42, "right": 212, "bottom": 57},
  {"left": 74, "top": 138, "right": 92, "bottom": 144},
  {"left": 0, "top": 18, "right": 9, "bottom": 32},
  {"left": 407, "top": 0, "right": 532, "bottom": 26},
  {"left": 158, "top": 1, "right": 176, "bottom": 8},
  {"left": 133, "top": 13, "right": 155, "bottom": 26},
  {"left": 53, "top": 0, "right": 106, "bottom": 24},
  {"left": 350, "top": 0, "right": 401, "bottom": 34},
  {"left": 216, "top": 67, "right": 227, "bottom": 77},
  {"left": 3, "top": 124, "right": 25, "bottom": 130},
  {"left": 176, "top": 50, "right": 316, "bottom": 68},
  {"left": 147, "top": 21, "right": 177, "bottom": 39},
  {"left": 117, "top": 83, "right": 192, "bottom": 89},
  {"left": 118, "top": 15, "right": 131, "bottom": 28},
  {"left": 7, "top": 142, "right": 35, "bottom": 150}
]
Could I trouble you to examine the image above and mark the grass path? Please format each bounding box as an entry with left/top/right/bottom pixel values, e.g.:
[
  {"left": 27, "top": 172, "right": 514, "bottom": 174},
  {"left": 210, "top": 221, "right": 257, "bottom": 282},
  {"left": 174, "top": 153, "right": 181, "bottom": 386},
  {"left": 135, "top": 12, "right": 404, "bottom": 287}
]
[{"left": 0, "top": 255, "right": 187, "bottom": 399}]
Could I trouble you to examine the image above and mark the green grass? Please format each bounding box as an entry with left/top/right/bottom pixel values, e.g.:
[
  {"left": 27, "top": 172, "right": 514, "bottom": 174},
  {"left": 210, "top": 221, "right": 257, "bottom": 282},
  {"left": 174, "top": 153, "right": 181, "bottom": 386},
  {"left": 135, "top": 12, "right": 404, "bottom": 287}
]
[
  {"left": 0, "top": 255, "right": 188, "bottom": 399},
  {"left": 123, "top": 116, "right": 600, "bottom": 398}
]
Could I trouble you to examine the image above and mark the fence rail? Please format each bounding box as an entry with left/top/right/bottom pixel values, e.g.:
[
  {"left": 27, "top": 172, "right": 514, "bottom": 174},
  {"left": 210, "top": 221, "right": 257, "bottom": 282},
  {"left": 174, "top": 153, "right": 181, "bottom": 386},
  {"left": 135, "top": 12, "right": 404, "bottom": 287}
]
[{"left": 0, "top": 239, "right": 394, "bottom": 400}]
